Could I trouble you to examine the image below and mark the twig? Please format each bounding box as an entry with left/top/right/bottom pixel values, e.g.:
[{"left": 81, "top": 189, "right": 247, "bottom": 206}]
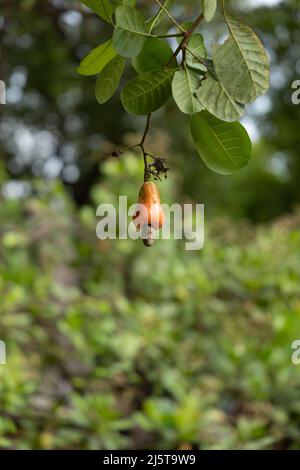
[
  {"left": 111, "top": 14, "right": 205, "bottom": 182},
  {"left": 172, "top": 13, "right": 204, "bottom": 60},
  {"left": 139, "top": 114, "right": 152, "bottom": 181},
  {"left": 153, "top": 0, "right": 185, "bottom": 32},
  {"left": 156, "top": 32, "right": 185, "bottom": 38},
  {"left": 140, "top": 113, "right": 152, "bottom": 147}
]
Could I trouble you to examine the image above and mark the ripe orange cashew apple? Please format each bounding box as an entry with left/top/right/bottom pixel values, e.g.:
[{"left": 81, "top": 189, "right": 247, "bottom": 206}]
[{"left": 133, "top": 182, "right": 165, "bottom": 247}]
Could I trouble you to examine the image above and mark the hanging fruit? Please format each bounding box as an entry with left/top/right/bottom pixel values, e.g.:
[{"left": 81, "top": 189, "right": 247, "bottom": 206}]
[{"left": 133, "top": 182, "right": 165, "bottom": 247}]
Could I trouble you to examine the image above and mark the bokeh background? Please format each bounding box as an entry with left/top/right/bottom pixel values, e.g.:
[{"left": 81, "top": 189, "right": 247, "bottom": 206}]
[{"left": 1, "top": 0, "right": 300, "bottom": 450}]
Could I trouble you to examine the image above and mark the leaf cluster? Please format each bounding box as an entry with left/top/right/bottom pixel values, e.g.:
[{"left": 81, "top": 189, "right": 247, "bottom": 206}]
[{"left": 78, "top": 0, "right": 270, "bottom": 175}]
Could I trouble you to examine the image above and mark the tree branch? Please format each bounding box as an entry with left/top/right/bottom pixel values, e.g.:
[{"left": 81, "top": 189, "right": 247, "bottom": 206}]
[
  {"left": 170, "top": 13, "right": 204, "bottom": 61},
  {"left": 111, "top": 13, "right": 205, "bottom": 182}
]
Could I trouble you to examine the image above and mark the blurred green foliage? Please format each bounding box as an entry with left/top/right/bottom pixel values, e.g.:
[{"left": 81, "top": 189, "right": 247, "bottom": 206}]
[
  {"left": 1, "top": 0, "right": 300, "bottom": 451},
  {"left": 1, "top": 156, "right": 300, "bottom": 449}
]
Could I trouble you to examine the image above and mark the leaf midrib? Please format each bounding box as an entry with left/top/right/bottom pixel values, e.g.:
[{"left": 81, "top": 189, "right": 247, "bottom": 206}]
[
  {"left": 204, "top": 119, "right": 240, "bottom": 169},
  {"left": 124, "top": 72, "right": 173, "bottom": 102},
  {"left": 225, "top": 12, "right": 258, "bottom": 92}
]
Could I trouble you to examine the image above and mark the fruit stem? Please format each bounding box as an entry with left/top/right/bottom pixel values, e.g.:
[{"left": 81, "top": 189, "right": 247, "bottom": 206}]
[{"left": 138, "top": 114, "right": 152, "bottom": 182}]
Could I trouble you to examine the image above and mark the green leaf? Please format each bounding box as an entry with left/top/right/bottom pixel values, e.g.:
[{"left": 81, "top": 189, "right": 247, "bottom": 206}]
[
  {"left": 80, "top": 0, "right": 114, "bottom": 23},
  {"left": 111, "top": 0, "right": 123, "bottom": 8},
  {"left": 121, "top": 69, "right": 175, "bottom": 115},
  {"left": 186, "top": 34, "right": 207, "bottom": 73},
  {"left": 193, "top": 57, "right": 216, "bottom": 77},
  {"left": 132, "top": 38, "right": 176, "bottom": 73},
  {"left": 172, "top": 68, "right": 203, "bottom": 115},
  {"left": 77, "top": 39, "right": 117, "bottom": 76},
  {"left": 95, "top": 55, "right": 126, "bottom": 104},
  {"left": 112, "top": 6, "right": 148, "bottom": 58},
  {"left": 191, "top": 111, "right": 251, "bottom": 175},
  {"left": 202, "top": 0, "right": 217, "bottom": 22},
  {"left": 123, "top": 0, "right": 136, "bottom": 5},
  {"left": 148, "top": 0, "right": 175, "bottom": 33},
  {"left": 196, "top": 74, "right": 245, "bottom": 122},
  {"left": 187, "top": 34, "right": 207, "bottom": 59},
  {"left": 213, "top": 10, "right": 270, "bottom": 104}
]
